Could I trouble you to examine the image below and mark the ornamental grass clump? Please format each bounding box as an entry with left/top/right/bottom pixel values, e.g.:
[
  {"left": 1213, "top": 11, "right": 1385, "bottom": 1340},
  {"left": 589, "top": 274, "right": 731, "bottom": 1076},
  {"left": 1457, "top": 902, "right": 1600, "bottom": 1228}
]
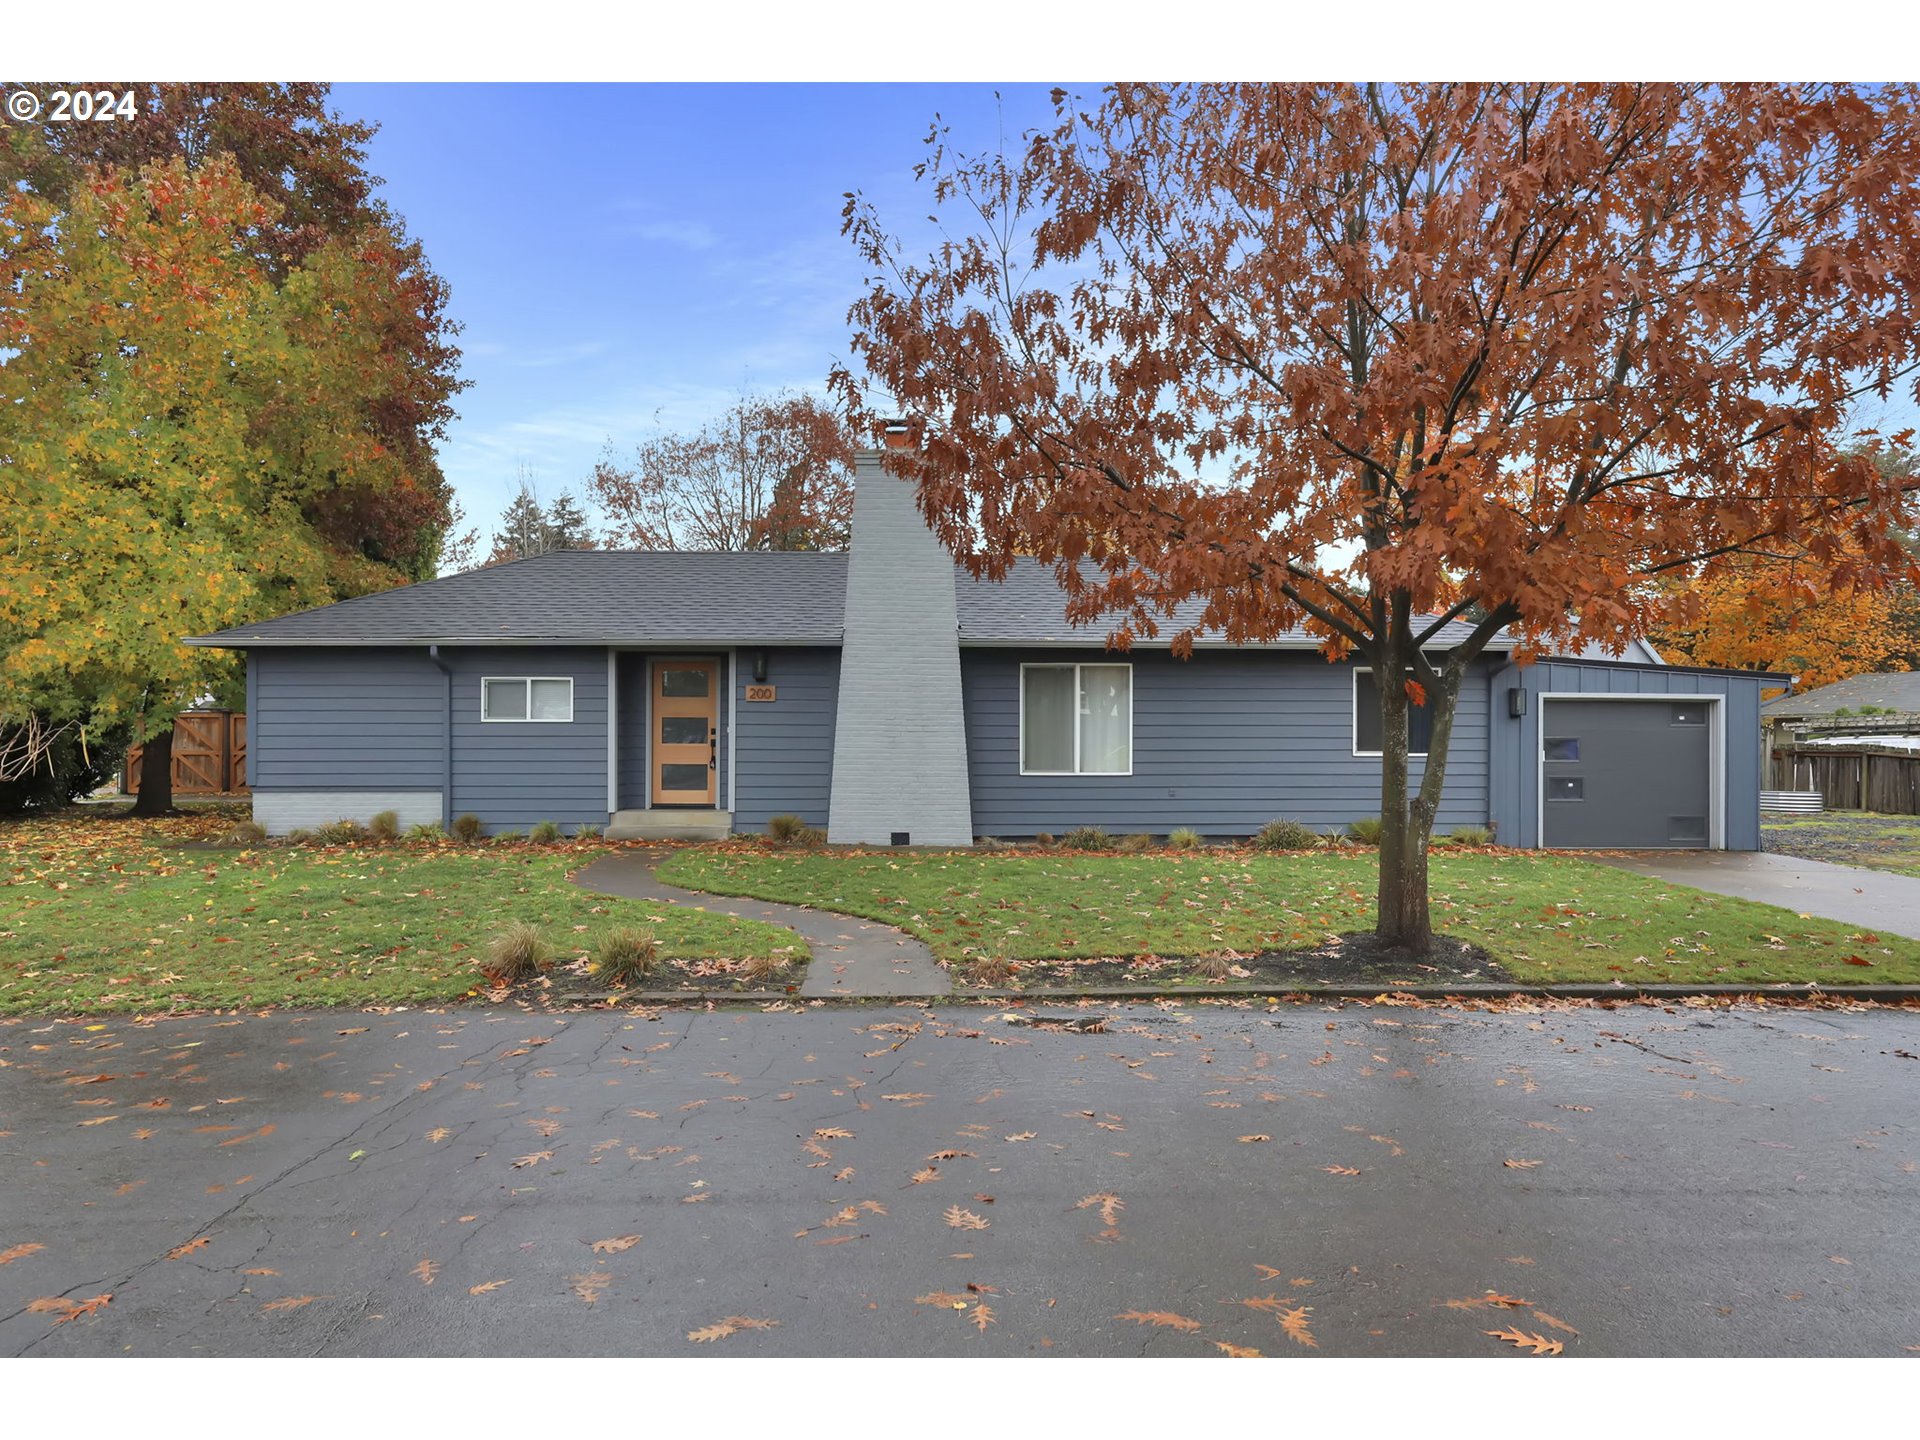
[
  {"left": 1165, "top": 827, "right": 1204, "bottom": 850},
  {"left": 964, "top": 955, "right": 1017, "bottom": 987},
  {"left": 1345, "top": 816, "right": 1386, "bottom": 846},
  {"left": 368, "top": 809, "right": 400, "bottom": 841},
  {"left": 220, "top": 819, "right": 268, "bottom": 846},
  {"left": 591, "top": 927, "right": 659, "bottom": 985},
  {"left": 484, "top": 922, "right": 552, "bottom": 984},
  {"left": 529, "top": 820, "right": 563, "bottom": 844},
  {"left": 1192, "top": 954, "right": 1234, "bottom": 981},
  {"left": 1117, "top": 832, "right": 1156, "bottom": 853},
  {"left": 1444, "top": 826, "right": 1495, "bottom": 847},
  {"left": 451, "top": 813, "right": 484, "bottom": 843},
  {"left": 743, "top": 951, "right": 790, "bottom": 986},
  {"left": 405, "top": 822, "right": 445, "bottom": 841},
  {"left": 1058, "top": 825, "right": 1113, "bottom": 851},
  {"left": 1253, "top": 818, "right": 1317, "bottom": 851},
  {"left": 766, "top": 813, "right": 806, "bottom": 846}
]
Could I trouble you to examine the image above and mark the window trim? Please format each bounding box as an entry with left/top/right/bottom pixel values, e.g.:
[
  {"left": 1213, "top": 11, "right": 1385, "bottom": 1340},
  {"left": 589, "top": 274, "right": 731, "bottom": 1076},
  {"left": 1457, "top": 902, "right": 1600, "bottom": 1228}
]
[
  {"left": 480, "top": 675, "right": 575, "bottom": 723},
  {"left": 1018, "top": 662, "right": 1134, "bottom": 777},
  {"left": 1351, "top": 664, "right": 1434, "bottom": 758}
]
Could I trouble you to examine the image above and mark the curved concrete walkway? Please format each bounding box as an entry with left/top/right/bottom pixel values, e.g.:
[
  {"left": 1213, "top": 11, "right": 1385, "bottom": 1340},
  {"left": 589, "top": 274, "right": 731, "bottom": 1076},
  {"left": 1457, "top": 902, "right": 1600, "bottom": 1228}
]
[
  {"left": 1594, "top": 851, "right": 1920, "bottom": 941},
  {"left": 573, "top": 852, "right": 951, "bottom": 998}
]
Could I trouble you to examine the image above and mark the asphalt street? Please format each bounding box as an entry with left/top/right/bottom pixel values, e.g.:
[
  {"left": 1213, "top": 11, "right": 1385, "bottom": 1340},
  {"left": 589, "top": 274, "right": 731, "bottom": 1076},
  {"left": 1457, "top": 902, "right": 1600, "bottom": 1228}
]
[{"left": 2, "top": 999, "right": 1916, "bottom": 1356}]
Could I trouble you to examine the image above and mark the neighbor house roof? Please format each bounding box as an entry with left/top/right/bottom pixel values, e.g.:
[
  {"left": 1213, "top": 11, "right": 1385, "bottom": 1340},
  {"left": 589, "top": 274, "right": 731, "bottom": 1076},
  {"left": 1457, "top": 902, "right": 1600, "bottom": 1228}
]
[
  {"left": 1763, "top": 669, "right": 1920, "bottom": 721},
  {"left": 186, "top": 550, "right": 851, "bottom": 648}
]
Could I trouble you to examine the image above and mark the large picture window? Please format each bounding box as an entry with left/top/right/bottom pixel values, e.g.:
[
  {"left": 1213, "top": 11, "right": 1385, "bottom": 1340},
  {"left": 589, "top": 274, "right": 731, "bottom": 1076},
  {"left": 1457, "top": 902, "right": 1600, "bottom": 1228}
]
[
  {"left": 482, "top": 676, "right": 574, "bottom": 722},
  {"left": 1021, "top": 663, "right": 1132, "bottom": 775},
  {"left": 1353, "top": 667, "right": 1432, "bottom": 756}
]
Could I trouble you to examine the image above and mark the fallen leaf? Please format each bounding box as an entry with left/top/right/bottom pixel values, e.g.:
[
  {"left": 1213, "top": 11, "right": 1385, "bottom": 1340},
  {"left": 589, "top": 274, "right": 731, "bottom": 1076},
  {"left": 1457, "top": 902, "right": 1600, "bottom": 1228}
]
[
  {"left": 1503, "top": 1159, "right": 1543, "bottom": 1170},
  {"left": 0, "top": 1243, "right": 46, "bottom": 1266},
  {"left": 469, "top": 1279, "right": 512, "bottom": 1296},
  {"left": 260, "top": 1295, "right": 323, "bottom": 1313},
  {"left": 570, "top": 1272, "right": 612, "bottom": 1305},
  {"left": 1238, "top": 1135, "right": 1272, "bottom": 1143},
  {"left": 944, "top": 1205, "right": 990, "bottom": 1231},
  {"left": 165, "top": 1236, "right": 210, "bottom": 1261},
  {"left": 1214, "top": 1341, "right": 1263, "bottom": 1357},
  {"left": 590, "top": 1235, "right": 641, "bottom": 1254},
  {"left": 1116, "top": 1310, "right": 1201, "bottom": 1333},
  {"left": 411, "top": 1258, "right": 439, "bottom": 1286},
  {"left": 1278, "top": 1305, "right": 1319, "bottom": 1348},
  {"left": 1484, "top": 1325, "right": 1564, "bottom": 1355}
]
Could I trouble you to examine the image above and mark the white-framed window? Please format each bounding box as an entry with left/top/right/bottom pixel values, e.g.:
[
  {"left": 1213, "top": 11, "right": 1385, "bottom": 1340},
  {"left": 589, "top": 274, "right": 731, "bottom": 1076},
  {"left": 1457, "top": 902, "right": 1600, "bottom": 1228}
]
[
  {"left": 1020, "top": 663, "right": 1132, "bottom": 775},
  {"left": 481, "top": 676, "right": 574, "bottom": 723},
  {"left": 1352, "top": 665, "right": 1433, "bottom": 757}
]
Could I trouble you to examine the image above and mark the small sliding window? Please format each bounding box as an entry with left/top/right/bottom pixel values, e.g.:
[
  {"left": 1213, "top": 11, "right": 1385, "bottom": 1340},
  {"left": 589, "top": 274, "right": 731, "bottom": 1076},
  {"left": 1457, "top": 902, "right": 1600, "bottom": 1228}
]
[
  {"left": 481, "top": 677, "right": 574, "bottom": 722},
  {"left": 1020, "top": 664, "right": 1132, "bottom": 775}
]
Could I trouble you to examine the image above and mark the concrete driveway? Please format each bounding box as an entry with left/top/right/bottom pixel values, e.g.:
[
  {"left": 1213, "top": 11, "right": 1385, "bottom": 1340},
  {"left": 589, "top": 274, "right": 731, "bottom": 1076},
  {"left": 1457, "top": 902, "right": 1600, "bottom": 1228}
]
[
  {"left": 4, "top": 1001, "right": 1918, "bottom": 1357},
  {"left": 1593, "top": 851, "right": 1920, "bottom": 941}
]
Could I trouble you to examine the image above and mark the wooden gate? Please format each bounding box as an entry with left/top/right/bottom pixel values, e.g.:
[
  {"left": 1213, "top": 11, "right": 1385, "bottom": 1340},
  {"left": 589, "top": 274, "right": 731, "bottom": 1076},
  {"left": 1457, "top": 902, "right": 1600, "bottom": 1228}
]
[{"left": 125, "top": 711, "right": 249, "bottom": 795}]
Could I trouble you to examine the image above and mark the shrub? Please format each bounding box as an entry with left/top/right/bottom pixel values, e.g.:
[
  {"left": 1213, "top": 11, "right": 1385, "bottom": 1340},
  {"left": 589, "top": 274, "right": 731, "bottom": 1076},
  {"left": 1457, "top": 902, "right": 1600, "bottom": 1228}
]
[
  {"left": 591, "top": 927, "right": 658, "bottom": 985},
  {"left": 451, "top": 813, "right": 484, "bottom": 843},
  {"left": 366, "top": 809, "right": 400, "bottom": 841},
  {"left": 1058, "top": 825, "right": 1113, "bottom": 851},
  {"left": 575, "top": 823, "right": 602, "bottom": 840},
  {"left": 794, "top": 825, "right": 827, "bottom": 848},
  {"left": 964, "top": 955, "right": 1017, "bottom": 987},
  {"left": 484, "top": 922, "right": 551, "bottom": 983},
  {"left": 1345, "top": 816, "right": 1385, "bottom": 846},
  {"left": 1192, "top": 954, "right": 1234, "bottom": 981},
  {"left": 286, "top": 828, "right": 315, "bottom": 844},
  {"left": 405, "top": 822, "right": 445, "bottom": 841},
  {"left": 1165, "top": 827, "right": 1204, "bottom": 851},
  {"left": 1444, "top": 825, "right": 1494, "bottom": 847},
  {"left": 1033, "top": 832, "right": 1056, "bottom": 846},
  {"left": 1118, "top": 832, "right": 1156, "bottom": 853},
  {"left": 975, "top": 836, "right": 1010, "bottom": 851},
  {"left": 743, "top": 951, "right": 790, "bottom": 986},
  {"left": 220, "top": 819, "right": 268, "bottom": 846},
  {"left": 1253, "top": 818, "right": 1318, "bottom": 850},
  {"left": 528, "top": 819, "right": 563, "bottom": 844},
  {"left": 313, "top": 818, "right": 366, "bottom": 845},
  {"left": 766, "top": 813, "right": 806, "bottom": 845}
]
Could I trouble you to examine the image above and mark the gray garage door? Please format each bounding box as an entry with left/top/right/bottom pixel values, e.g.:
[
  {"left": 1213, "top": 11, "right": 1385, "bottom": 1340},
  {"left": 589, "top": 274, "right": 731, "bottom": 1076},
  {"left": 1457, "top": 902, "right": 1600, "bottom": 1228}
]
[{"left": 1541, "top": 699, "right": 1713, "bottom": 848}]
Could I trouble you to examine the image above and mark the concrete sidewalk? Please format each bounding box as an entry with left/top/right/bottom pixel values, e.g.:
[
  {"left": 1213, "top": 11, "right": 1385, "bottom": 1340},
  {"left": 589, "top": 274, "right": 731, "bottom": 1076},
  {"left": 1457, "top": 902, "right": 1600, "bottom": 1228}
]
[
  {"left": 573, "top": 851, "right": 951, "bottom": 997},
  {"left": 1593, "top": 851, "right": 1920, "bottom": 940}
]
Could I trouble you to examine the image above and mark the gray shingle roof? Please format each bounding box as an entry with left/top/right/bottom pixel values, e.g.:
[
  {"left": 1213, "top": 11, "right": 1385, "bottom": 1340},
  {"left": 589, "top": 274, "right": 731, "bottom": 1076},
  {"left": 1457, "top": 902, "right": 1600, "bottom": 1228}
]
[
  {"left": 186, "top": 550, "right": 849, "bottom": 647},
  {"left": 951, "top": 556, "right": 1512, "bottom": 649},
  {"left": 1763, "top": 670, "right": 1920, "bottom": 720}
]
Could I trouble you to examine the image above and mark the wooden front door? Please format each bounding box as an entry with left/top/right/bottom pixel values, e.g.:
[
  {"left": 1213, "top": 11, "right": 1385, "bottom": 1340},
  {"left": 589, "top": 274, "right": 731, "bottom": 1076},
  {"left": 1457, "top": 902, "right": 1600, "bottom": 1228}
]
[{"left": 652, "top": 659, "right": 718, "bottom": 806}]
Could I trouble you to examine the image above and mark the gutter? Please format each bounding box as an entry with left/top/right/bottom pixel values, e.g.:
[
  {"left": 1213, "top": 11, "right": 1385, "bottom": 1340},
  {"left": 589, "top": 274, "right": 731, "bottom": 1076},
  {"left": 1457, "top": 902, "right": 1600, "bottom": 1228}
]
[{"left": 427, "top": 645, "right": 454, "bottom": 830}]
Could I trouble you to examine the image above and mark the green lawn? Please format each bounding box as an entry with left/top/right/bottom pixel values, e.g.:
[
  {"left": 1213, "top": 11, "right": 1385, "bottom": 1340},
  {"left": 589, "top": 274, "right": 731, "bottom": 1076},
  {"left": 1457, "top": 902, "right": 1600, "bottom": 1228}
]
[
  {"left": 1764, "top": 811, "right": 1920, "bottom": 880},
  {"left": 0, "top": 811, "right": 796, "bottom": 1014},
  {"left": 658, "top": 846, "right": 1920, "bottom": 986}
]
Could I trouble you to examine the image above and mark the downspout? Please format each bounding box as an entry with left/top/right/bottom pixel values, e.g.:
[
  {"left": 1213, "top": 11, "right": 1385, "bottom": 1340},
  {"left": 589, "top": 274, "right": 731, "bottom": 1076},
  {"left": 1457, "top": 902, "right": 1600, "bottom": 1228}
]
[{"left": 428, "top": 645, "right": 453, "bottom": 830}]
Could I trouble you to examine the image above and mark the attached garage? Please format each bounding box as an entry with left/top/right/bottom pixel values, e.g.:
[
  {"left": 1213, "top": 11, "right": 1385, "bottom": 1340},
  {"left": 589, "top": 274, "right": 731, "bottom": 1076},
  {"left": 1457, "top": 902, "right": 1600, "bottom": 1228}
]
[
  {"left": 1539, "top": 698, "right": 1714, "bottom": 848},
  {"left": 1488, "top": 657, "right": 1786, "bottom": 851}
]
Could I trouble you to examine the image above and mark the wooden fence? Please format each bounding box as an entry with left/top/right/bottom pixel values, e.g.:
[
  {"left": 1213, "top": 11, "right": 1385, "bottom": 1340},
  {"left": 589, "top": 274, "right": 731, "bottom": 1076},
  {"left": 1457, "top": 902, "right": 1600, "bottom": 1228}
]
[
  {"left": 124, "top": 711, "right": 248, "bottom": 795},
  {"left": 1769, "top": 745, "right": 1920, "bottom": 816}
]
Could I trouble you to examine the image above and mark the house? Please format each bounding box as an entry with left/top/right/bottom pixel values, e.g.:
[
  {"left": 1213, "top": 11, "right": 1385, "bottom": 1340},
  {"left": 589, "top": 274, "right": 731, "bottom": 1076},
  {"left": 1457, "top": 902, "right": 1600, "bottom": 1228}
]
[
  {"left": 1762, "top": 670, "right": 1920, "bottom": 734},
  {"left": 187, "top": 448, "right": 1781, "bottom": 850}
]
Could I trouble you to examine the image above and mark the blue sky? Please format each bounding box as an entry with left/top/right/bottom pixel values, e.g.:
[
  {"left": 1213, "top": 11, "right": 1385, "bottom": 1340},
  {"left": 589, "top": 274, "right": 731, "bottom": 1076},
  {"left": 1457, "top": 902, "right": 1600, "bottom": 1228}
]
[{"left": 334, "top": 83, "right": 1063, "bottom": 539}]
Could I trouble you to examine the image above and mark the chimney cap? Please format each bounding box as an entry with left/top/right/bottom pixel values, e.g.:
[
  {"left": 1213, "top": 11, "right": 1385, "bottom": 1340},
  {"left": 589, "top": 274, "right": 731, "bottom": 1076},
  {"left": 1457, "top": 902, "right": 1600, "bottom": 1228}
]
[{"left": 880, "top": 418, "right": 913, "bottom": 450}]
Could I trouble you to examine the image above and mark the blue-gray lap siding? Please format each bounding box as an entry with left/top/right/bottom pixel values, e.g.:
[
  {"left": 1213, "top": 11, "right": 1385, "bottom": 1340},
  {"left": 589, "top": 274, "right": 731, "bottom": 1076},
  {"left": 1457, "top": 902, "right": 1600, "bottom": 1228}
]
[
  {"left": 732, "top": 647, "right": 840, "bottom": 832},
  {"left": 1488, "top": 659, "right": 1765, "bottom": 850},
  {"left": 959, "top": 648, "right": 1494, "bottom": 838},
  {"left": 249, "top": 646, "right": 611, "bottom": 834}
]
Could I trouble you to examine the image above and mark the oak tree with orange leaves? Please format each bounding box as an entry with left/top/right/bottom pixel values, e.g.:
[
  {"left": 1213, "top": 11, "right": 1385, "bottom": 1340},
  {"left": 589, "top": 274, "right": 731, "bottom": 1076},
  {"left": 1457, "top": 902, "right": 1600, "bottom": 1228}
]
[{"left": 837, "top": 83, "right": 1920, "bottom": 951}]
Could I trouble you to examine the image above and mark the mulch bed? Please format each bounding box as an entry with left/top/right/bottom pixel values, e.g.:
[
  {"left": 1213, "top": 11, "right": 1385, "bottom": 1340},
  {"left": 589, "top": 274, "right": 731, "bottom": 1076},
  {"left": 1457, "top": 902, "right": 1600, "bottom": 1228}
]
[{"left": 964, "top": 931, "right": 1508, "bottom": 992}]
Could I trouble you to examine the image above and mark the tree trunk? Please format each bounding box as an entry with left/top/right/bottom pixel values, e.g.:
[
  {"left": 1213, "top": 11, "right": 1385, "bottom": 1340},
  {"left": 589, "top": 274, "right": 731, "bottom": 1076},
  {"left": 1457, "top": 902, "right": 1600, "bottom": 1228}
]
[
  {"left": 1373, "top": 622, "right": 1469, "bottom": 955},
  {"left": 130, "top": 726, "right": 176, "bottom": 817}
]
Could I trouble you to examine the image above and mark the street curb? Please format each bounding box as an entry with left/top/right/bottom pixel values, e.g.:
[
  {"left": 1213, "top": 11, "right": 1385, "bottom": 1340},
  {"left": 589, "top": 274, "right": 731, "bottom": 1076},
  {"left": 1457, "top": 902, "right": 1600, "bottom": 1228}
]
[{"left": 584, "top": 982, "right": 1920, "bottom": 1006}]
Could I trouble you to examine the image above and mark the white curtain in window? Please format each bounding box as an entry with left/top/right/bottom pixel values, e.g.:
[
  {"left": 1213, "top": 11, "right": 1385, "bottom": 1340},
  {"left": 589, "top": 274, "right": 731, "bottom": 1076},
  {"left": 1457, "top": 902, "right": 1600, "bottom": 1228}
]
[
  {"left": 530, "top": 678, "right": 572, "bottom": 720},
  {"left": 1079, "top": 665, "right": 1131, "bottom": 773},
  {"left": 1022, "top": 667, "right": 1077, "bottom": 772}
]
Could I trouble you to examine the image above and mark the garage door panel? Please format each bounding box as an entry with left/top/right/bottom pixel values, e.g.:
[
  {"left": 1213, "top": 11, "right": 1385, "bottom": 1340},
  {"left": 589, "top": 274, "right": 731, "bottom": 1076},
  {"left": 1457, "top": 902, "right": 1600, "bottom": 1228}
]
[{"left": 1542, "top": 699, "right": 1712, "bottom": 848}]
